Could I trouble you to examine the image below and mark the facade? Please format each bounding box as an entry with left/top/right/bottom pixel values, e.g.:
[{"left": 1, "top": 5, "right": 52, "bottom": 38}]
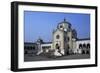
[
  {"left": 76, "top": 38, "right": 90, "bottom": 54},
  {"left": 24, "top": 43, "right": 38, "bottom": 55},
  {"left": 24, "top": 19, "right": 90, "bottom": 57},
  {"left": 52, "top": 19, "right": 77, "bottom": 56}
]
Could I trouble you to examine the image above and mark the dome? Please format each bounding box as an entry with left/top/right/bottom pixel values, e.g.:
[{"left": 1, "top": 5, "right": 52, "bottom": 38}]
[
  {"left": 57, "top": 18, "right": 71, "bottom": 31},
  {"left": 36, "top": 37, "right": 44, "bottom": 44}
]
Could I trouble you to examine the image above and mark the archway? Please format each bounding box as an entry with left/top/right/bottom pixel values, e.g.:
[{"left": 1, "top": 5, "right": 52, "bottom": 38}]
[
  {"left": 83, "top": 44, "right": 86, "bottom": 49},
  {"left": 56, "top": 43, "right": 60, "bottom": 50},
  {"left": 55, "top": 43, "right": 64, "bottom": 56},
  {"left": 79, "top": 44, "right": 82, "bottom": 49},
  {"left": 87, "top": 43, "right": 90, "bottom": 49}
]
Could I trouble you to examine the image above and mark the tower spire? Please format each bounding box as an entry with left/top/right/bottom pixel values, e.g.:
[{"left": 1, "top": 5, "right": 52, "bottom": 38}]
[{"left": 64, "top": 18, "right": 66, "bottom": 22}]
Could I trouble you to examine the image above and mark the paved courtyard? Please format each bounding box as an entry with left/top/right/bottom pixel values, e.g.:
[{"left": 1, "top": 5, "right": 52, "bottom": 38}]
[{"left": 24, "top": 54, "right": 90, "bottom": 62}]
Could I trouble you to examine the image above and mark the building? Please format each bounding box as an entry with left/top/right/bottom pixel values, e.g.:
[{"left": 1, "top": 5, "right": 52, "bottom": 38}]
[
  {"left": 76, "top": 38, "right": 90, "bottom": 54},
  {"left": 52, "top": 18, "right": 77, "bottom": 56},
  {"left": 24, "top": 19, "right": 90, "bottom": 57},
  {"left": 24, "top": 42, "right": 38, "bottom": 55}
]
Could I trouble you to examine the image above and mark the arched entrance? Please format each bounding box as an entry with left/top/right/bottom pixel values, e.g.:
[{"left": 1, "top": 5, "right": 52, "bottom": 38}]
[
  {"left": 56, "top": 43, "right": 60, "bottom": 50},
  {"left": 55, "top": 43, "right": 63, "bottom": 55}
]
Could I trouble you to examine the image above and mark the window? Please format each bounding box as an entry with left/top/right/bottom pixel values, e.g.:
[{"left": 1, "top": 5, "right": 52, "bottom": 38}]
[
  {"left": 24, "top": 46, "right": 27, "bottom": 49},
  {"left": 56, "top": 43, "right": 60, "bottom": 50},
  {"left": 86, "top": 51, "right": 89, "bottom": 54},
  {"left": 83, "top": 44, "right": 86, "bottom": 48},
  {"left": 60, "top": 25, "right": 63, "bottom": 28},
  {"left": 32, "top": 46, "right": 35, "bottom": 50},
  {"left": 79, "top": 44, "right": 82, "bottom": 49},
  {"left": 25, "top": 51, "right": 28, "bottom": 54},
  {"left": 87, "top": 43, "right": 90, "bottom": 49},
  {"left": 64, "top": 37, "right": 67, "bottom": 42},
  {"left": 67, "top": 45, "right": 69, "bottom": 49},
  {"left": 67, "top": 37, "right": 70, "bottom": 41},
  {"left": 56, "top": 35, "right": 60, "bottom": 39},
  {"left": 82, "top": 50, "right": 85, "bottom": 54}
]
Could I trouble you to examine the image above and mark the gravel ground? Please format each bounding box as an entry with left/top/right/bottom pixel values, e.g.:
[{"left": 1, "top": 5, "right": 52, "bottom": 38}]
[{"left": 24, "top": 54, "right": 90, "bottom": 62}]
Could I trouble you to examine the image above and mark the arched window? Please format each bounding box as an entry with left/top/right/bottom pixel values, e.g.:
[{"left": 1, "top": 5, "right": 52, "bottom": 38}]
[
  {"left": 24, "top": 46, "right": 27, "bottom": 49},
  {"left": 79, "top": 44, "right": 82, "bottom": 49},
  {"left": 83, "top": 44, "right": 86, "bottom": 49},
  {"left": 67, "top": 37, "right": 70, "bottom": 41},
  {"left": 30, "top": 46, "right": 33, "bottom": 50},
  {"left": 32, "top": 46, "right": 35, "bottom": 50},
  {"left": 27, "top": 46, "right": 30, "bottom": 50},
  {"left": 86, "top": 50, "right": 89, "bottom": 54},
  {"left": 87, "top": 43, "right": 90, "bottom": 49},
  {"left": 56, "top": 35, "right": 60, "bottom": 39},
  {"left": 56, "top": 43, "right": 60, "bottom": 50},
  {"left": 82, "top": 50, "right": 85, "bottom": 54},
  {"left": 25, "top": 51, "right": 28, "bottom": 54},
  {"left": 60, "top": 25, "right": 63, "bottom": 28},
  {"left": 64, "top": 37, "right": 69, "bottom": 42}
]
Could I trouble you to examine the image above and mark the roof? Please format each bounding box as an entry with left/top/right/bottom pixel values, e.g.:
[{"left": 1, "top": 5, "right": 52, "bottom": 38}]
[
  {"left": 24, "top": 42, "right": 52, "bottom": 45},
  {"left": 42, "top": 42, "right": 52, "bottom": 44},
  {"left": 24, "top": 42, "right": 37, "bottom": 45},
  {"left": 77, "top": 38, "right": 90, "bottom": 41},
  {"left": 58, "top": 18, "right": 71, "bottom": 27},
  {"left": 53, "top": 28, "right": 67, "bottom": 34}
]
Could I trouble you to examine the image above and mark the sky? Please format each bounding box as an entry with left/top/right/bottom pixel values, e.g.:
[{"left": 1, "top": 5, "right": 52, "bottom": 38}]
[{"left": 24, "top": 11, "right": 90, "bottom": 42}]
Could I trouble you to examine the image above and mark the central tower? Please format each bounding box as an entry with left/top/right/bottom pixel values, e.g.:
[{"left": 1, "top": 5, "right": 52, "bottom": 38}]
[{"left": 52, "top": 18, "right": 72, "bottom": 56}]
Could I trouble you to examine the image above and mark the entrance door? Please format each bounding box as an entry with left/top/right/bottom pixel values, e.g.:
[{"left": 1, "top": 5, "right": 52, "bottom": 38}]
[
  {"left": 56, "top": 43, "right": 60, "bottom": 50},
  {"left": 56, "top": 43, "right": 61, "bottom": 53}
]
